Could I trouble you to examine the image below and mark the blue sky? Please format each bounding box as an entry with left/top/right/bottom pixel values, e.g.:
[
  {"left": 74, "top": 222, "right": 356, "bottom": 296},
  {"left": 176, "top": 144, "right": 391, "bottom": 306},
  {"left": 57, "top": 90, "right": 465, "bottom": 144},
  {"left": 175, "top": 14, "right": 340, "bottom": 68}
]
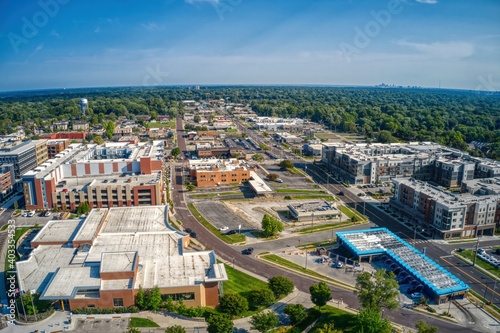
[{"left": 0, "top": 0, "right": 499, "bottom": 91}]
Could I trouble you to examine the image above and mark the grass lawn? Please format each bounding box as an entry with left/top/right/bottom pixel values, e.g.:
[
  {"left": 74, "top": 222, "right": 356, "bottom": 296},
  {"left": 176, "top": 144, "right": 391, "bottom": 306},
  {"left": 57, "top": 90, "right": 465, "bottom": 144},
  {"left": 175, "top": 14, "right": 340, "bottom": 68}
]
[
  {"left": 457, "top": 250, "right": 499, "bottom": 274},
  {"left": 129, "top": 317, "right": 160, "bottom": 327},
  {"left": 292, "top": 195, "right": 336, "bottom": 200},
  {"left": 260, "top": 254, "right": 354, "bottom": 290},
  {"left": 146, "top": 121, "right": 176, "bottom": 128},
  {"left": 190, "top": 191, "right": 243, "bottom": 199},
  {"left": 187, "top": 203, "right": 246, "bottom": 244},
  {"left": 298, "top": 221, "right": 361, "bottom": 234},
  {"left": 339, "top": 205, "right": 366, "bottom": 222},
  {"left": 304, "top": 305, "right": 356, "bottom": 332},
  {"left": 275, "top": 189, "right": 327, "bottom": 194},
  {"left": 219, "top": 263, "right": 270, "bottom": 317}
]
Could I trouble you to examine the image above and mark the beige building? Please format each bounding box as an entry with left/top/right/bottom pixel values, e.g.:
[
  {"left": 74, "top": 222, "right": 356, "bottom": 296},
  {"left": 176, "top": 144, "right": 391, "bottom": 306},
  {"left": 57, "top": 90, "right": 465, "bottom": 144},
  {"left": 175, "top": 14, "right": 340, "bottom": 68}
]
[{"left": 17, "top": 206, "right": 228, "bottom": 311}]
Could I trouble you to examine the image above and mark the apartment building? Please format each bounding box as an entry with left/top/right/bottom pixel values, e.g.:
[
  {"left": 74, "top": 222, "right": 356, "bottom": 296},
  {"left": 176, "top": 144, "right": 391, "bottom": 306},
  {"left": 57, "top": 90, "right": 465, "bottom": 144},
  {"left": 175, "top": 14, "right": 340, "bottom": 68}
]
[
  {"left": 321, "top": 142, "right": 500, "bottom": 187},
  {"left": 391, "top": 177, "right": 498, "bottom": 239},
  {"left": 0, "top": 165, "right": 15, "bottom": 200}
]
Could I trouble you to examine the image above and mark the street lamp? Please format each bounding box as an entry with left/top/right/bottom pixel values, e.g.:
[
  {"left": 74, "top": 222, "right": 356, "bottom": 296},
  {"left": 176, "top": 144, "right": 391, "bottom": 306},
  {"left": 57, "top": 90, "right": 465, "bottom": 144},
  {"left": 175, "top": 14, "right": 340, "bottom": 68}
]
[
  {"left": 413, "top": 226, "right": 424, "bottom": 244},
  {"left": 311, "top": 212, "right": 315, "bottom": 229}
]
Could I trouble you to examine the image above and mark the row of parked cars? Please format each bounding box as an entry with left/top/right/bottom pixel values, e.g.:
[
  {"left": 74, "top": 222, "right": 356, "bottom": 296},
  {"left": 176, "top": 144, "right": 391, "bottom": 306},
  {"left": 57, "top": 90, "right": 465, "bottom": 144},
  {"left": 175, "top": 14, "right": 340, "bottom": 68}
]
[{"left": 477, "top": 249, "right": 500, "bottom": 268}]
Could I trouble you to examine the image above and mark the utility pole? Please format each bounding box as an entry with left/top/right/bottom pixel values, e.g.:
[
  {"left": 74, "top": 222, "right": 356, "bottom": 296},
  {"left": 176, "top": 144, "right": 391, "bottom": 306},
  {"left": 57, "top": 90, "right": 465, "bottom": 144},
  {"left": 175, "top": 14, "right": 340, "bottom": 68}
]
[{"left": 472, "top": 237, "right": 480, "bottom": 266}]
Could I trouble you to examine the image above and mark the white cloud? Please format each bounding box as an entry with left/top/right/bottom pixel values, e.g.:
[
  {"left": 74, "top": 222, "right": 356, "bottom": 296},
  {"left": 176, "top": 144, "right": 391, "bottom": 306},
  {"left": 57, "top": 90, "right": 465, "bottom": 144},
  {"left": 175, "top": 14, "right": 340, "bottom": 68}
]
[
  {"left": 51, "top": 30, "right": 60, "bottom": 38},
  {"left": 29, "top": 43, "right": 44, "bottom": 57},
  {"left": 416, "top": 0, "right": 438, "bottom": 4},
  {"left": 396, "top": 40, "right": 475, "bottom": 59},
  {"left": 94, "top": 27, "right": 101, "bottom": 33}
]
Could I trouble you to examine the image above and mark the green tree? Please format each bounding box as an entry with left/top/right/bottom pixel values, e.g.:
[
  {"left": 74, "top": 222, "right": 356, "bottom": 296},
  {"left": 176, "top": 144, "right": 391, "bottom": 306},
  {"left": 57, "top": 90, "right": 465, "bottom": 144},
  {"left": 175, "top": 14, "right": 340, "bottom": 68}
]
[
  {"left": 252, "top": 288, "right": 275, "bottom": 308},
  {"left": 165, "top": 325, "right": 186, "bottom": 333},
  {"left": 268, "top": 276, "right": 294, "bottom": 298},
  {"left": 267, "top": 173, "right": 279, "bottom": 181},
  {"left": 250, "top": 311, "right": 279, "bottom": 333},
  {"left": 135, "top": 285, "right": 145, "bottom": 309},
  {"left": 261, "top": 214, "right": 284, "bottom": 237},
  {"left": 353, "top": 308, "right": 391, "bottom": 333},
  {"left": 194, "top": 115, "right": 201, "bottom": 123},
  {"left": 309, "top": 282, "right": 331, "bottom": 309},
  {"left": 93, "top": 135, "right": 104, "bottom": 145},
  {"left": 355, "top": 270, "right": 399, "bottom": 311},
  {"left": 206, "top": 314, "right": 233, "bottom": 333},
  {"left": 252, "top": 153, "right": 264, "bottom": 162},
  {"left": 311, "top": 323, "right": 343, "bottom": 333},
  {"left": 219, "top": 292, "right": 248, "bottom": 318},
  {"left": 105, "top": 121, "right": 115, "bottom": 139},
  {"left": 278, "top": 159, "right": 294, "bottom": 169},
  {"left": 415, "top": 320, "right": 438, "bottom": 333},
  {"left": 283, "top": 304, "right": 306, "bottom": 325},
  {"left": 13, "top": 201, "right": 18, "bottom": 210},
  {"left": 171, "top": 147, "right": 181, "bottom": 158},
  {"left": 127, "top": 328, "right": 141, "bottom": 333},
  {"left": 146, "top": 286, "right": 163, "bottom": 311}
]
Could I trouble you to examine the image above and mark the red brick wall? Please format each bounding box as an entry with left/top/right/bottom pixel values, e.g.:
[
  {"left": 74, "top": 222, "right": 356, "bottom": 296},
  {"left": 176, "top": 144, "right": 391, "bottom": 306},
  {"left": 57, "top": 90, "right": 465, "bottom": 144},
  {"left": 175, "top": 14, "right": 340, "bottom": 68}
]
[{"left": 204, "top": 282, "right": 220, "bottom": 307}]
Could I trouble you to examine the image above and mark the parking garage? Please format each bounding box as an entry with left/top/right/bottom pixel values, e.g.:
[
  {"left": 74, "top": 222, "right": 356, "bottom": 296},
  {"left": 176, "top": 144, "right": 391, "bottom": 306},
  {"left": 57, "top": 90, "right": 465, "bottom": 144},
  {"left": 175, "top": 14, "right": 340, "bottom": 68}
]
[{"left": 336, "top": 228, "right": 469, "bottom": 304}]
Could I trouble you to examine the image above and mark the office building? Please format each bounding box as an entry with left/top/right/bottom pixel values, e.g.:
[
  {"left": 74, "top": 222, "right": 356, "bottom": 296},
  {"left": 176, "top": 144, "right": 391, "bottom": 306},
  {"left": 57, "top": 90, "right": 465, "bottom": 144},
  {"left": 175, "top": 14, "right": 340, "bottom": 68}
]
[
  {"left": 16, "top": 206, "right": 228, "bottom": 310},
  {"left": 0, "top": 140, "right": 48, "bottom": 179}
]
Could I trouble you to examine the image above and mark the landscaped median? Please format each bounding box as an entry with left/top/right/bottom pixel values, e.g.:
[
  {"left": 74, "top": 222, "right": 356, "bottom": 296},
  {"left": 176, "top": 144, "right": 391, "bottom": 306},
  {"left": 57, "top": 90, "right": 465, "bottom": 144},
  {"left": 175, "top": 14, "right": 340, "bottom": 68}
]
[
  {"left": 187, "top": 203, "right": 246, "bottom": 244},
  {"left": 258, "top": 253, "right": 356, "bottom": 291}
]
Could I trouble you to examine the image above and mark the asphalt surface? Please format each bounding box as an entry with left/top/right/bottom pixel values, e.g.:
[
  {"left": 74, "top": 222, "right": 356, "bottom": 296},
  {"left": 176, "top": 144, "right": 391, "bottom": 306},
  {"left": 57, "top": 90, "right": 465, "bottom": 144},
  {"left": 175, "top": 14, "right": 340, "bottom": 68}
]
[
  {"left": 303, "top": 162, "right": 500, "bottom": 309},
  {"left": 173, "top": 117, "right": 485, "bottom": 333}
]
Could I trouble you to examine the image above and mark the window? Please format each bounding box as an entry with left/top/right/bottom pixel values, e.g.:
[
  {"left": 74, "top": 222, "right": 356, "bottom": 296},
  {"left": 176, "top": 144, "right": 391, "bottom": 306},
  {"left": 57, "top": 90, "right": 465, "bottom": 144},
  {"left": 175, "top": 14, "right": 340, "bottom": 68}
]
[
  {"left": 161, "top": 292, "right": 195, "bottom": 301},
  {"left": 113, "top": 298, "right": 124, "bottom": 307},
  {"left": 86, "top": 304, "right": 96, "bottom": 308}
]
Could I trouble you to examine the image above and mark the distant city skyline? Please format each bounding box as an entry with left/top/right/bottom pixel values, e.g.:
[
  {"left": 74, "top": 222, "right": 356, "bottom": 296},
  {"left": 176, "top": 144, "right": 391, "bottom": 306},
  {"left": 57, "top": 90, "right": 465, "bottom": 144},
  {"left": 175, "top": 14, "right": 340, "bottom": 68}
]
[{"left": 1, "top": 0, "right": 499, "bottom": 92}]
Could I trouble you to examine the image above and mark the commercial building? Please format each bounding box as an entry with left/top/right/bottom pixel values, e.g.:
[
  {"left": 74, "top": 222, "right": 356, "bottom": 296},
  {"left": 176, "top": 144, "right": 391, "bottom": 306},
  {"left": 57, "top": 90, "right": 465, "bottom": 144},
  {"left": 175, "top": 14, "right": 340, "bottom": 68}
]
[
  {"left": 188, "top": 158, "right": 251, "bottom": 187},
  {"left": 41, "top": 132, "right": 88, "bottom": 141},
  {"left": 22, "top": 141, "right": 165, "bottom": 210},
  {"left": 391, "top": 177, "right": 498, "bottom": 238},
  {"left": 16, "top": 206, "right": 228, "bottom": 310},
  {"left": 337, "top": 228, "right": 469, "bottom": 304},
  {"left": 0, "top": 140, "right": 48, "bottom": 179},
  {"left": 287, "top": 201, "right": 340, "bottom": 221}
]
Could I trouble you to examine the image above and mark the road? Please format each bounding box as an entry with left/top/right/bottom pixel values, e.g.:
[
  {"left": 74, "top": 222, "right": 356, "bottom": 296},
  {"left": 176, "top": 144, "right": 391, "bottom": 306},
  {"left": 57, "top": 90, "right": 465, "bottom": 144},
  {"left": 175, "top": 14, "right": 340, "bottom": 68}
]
[
  {"left": 172, "top": 117, "right": 483, "bottom": 333},
  {"left": 303, "top": 162, "right": 500, "bottom": 309}
]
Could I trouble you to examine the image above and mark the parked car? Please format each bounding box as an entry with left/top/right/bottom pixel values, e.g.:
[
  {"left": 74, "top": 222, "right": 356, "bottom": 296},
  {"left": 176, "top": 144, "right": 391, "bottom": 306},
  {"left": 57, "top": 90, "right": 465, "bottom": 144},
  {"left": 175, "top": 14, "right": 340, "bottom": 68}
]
[
  {"left": 242, "top": 247, "right": 254, "bottom": 255},
  {"left": 190, "top": 231, "right": 197, "bottom": 238},
  {"left": 44, "top": 211, "right": 51, "bottom": 217},
  {"left": 219, "top": 226, "right": 229, "bottom": 231},
  {"left": 333, "top": 261, "right": 344, "bottom": 268},
  {"left": 185, "top": 228, "right": 192, "bottom": 234},
  {"left": 225, "top": 230, "right": 237, "bottom": 235},
  {"left": 411, "top": 292, "right": 423, "bottom": 299}
]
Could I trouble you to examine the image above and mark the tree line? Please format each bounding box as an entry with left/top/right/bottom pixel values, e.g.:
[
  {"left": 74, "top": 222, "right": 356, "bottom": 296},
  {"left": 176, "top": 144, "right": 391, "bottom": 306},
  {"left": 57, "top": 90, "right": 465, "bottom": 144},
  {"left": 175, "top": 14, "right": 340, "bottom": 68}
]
[{"left": 1, "top": 86, "right": 499, "bottom": 159}]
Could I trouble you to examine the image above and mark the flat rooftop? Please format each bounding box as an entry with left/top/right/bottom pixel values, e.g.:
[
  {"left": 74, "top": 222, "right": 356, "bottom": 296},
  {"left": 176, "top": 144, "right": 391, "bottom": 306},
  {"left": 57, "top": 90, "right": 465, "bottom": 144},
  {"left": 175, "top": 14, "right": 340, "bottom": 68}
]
[
  {"left": 17, "top": 206, "right": 228, "bottom": 300},
  {"left": 337, "top": 228, "right": 469, "bottom": 296},
  {"left": 31, "top": 220, "right": 82, "bottom": 244}
]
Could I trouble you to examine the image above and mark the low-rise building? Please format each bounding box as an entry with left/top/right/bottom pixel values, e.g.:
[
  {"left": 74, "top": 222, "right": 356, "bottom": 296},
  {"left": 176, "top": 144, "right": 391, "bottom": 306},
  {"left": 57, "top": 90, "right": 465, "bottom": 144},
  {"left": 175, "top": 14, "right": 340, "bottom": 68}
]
[
  {"left": 16, "top": 206, "right": 228, "bottom": 310},
  {"left": 189, "top": 158, "right": 251, "bottom": 187},
  {"left": 0, "top": 165, "right": 15, "bottom": 200},
  {"left": 47, "top": 139, "right": 70, "bottom": 159},
  {"left": 72, "top": 120, "right": 90, "bottom": 131}
]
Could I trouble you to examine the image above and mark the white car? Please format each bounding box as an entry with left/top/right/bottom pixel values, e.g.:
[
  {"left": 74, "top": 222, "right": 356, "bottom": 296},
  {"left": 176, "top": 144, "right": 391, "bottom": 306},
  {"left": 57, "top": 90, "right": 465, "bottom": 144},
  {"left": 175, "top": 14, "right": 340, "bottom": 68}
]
[
  {"left": 411, "top": 292, "right": 423, "bottom": 299},
  {"left": 219, "top": 226, "right": 229, "bottom": 231}
]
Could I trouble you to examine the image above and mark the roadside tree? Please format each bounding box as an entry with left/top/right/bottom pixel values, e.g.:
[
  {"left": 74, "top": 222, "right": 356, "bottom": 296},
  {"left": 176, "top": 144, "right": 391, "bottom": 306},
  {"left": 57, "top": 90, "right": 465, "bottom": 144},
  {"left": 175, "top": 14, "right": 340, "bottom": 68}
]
[
  {"left": 355, "top": 270, "right": 399, "bottom": 311},
  {"left": 268, "top": 276, "right": 294, "bottom": 298},
  {"left": 309, "top": 282, "right": 331, "bottom": 309},
  {"left": 261, "top": 214, "right": 284, "bottom": 237}
]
